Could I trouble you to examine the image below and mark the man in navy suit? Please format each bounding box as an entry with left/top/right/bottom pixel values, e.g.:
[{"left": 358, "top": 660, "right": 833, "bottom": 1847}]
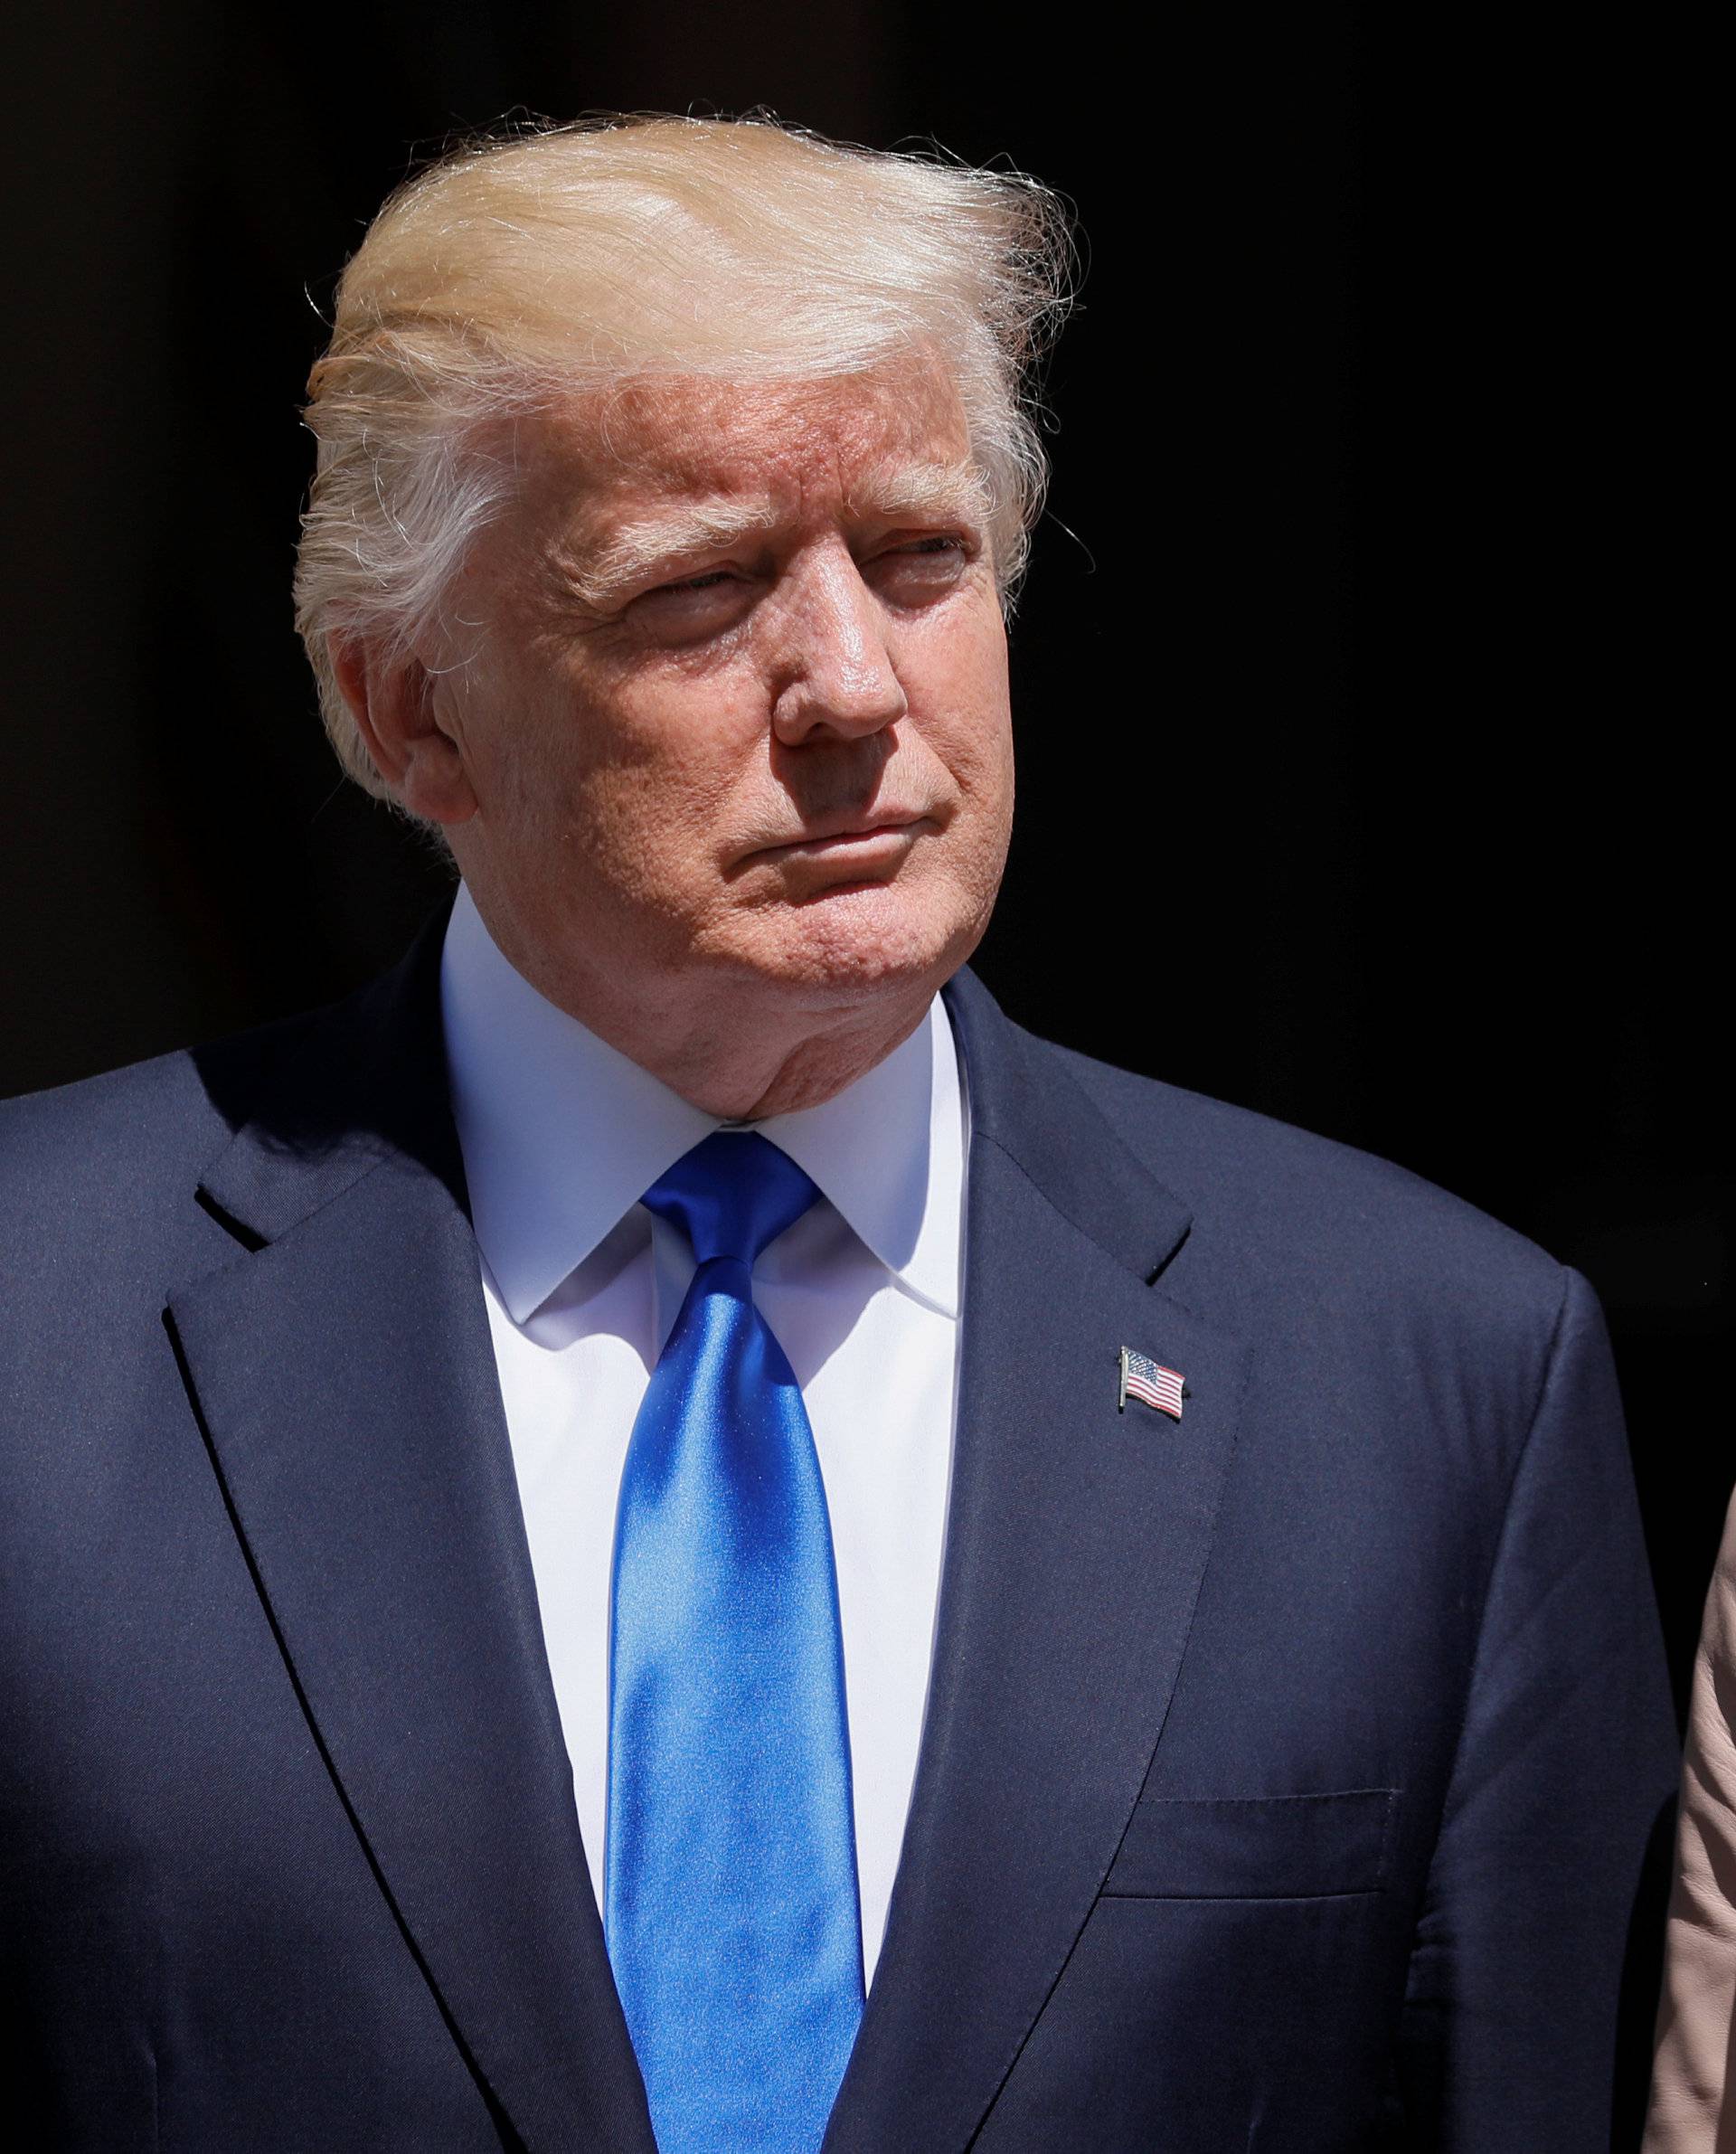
[{"left": 1, "top": 117, "right": 1677, "bottom": 2150}]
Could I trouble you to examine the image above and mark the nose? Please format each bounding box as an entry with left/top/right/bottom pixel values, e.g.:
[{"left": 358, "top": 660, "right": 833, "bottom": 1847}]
[{"left": 769, "top": 547, "right": 909, "bottom": 747}]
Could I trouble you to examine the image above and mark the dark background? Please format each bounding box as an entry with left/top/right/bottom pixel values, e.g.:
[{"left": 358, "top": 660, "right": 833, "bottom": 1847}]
[{"left": 4, "top": 5, "right": 1722, "bottom": 1712}]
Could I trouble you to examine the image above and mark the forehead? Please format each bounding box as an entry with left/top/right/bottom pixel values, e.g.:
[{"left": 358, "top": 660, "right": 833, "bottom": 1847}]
[{"left": 516, "top": 358, "right": 976, "bottom": 534}]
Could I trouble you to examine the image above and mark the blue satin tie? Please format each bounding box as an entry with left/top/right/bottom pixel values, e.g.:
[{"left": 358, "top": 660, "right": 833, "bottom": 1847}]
[{"left": 606, "top": 1131, "right": 864, "bottom": 2154}]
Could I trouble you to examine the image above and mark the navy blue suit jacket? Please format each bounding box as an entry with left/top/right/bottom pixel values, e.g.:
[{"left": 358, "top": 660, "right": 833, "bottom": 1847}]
[{"left": 0, "top": 921, "right": 1678, "bottom": 2149}]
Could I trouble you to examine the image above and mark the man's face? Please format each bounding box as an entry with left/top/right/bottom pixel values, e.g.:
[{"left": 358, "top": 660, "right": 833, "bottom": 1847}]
[{"left": 430, "top": 357, "right": 1014, "bottom": 1061}]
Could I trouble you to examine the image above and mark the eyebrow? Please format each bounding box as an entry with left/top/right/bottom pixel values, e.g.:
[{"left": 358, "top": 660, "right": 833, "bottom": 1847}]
[
  {"left": 560, "top": 460, "right": 992, "bottom": 613},
  {"left": 847, "top": 458, "right": 993, "bottom": 530}
]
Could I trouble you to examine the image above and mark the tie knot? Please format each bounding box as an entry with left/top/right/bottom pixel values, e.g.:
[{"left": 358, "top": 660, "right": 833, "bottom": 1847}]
[{"left": 640, "top": 1131, "right": 821, "bottom": 1269}]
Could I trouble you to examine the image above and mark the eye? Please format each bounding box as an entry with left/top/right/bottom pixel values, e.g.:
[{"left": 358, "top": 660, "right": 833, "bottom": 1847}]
[
  {"left": 626, "top": 563, "right": 759, "bottom": 644},
  {"left": 632, "top": 563, "right": 750, "bottom": 611},
  {"left": 656, "top": 569, "right": 738, "bottom": 596},
  {"left": 870, "top": 533, "right": 974, "bottom": 593},
  {"left": 893, "top": 535, "right": 966, "bottom": 560}
]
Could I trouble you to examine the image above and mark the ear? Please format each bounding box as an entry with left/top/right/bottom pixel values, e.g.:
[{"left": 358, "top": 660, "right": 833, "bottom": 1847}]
[{"left": 327, "top": 636, "right": 478, "bottom": 827}]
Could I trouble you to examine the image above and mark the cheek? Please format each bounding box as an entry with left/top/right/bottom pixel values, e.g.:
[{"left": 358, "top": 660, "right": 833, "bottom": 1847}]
[
  {"left": 916, "top": 629, "right": 1014, "bottom": 808},
  {"left": 602, "top": 676, "right": 764, "bottom": 823},
  {"left": 450, "top": 639, "right": 591, "bottom": 825},
  {"left": 539, "top": 674, "right": 767, "bottom": 902}
]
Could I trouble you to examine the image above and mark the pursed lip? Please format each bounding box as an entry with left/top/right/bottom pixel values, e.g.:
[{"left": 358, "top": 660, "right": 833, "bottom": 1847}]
[{"left": 741, "top": 810, "right": 933, "bottom": 862}]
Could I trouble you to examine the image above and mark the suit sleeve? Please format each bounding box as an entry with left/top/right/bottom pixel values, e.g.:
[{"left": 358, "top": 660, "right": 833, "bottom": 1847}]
[
  {"left": 1395, "top": 1267, "right": 1680, "bottom": 2150},
  {"left": 1644, "top": 1487, "right": 1736, "bottom": 2152}
]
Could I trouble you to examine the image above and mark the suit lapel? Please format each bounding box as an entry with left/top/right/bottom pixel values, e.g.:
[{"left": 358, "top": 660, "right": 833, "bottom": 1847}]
[
  {"left": 170, "top": 924, "right": 657, "bottom": 2154},
  {"left": 823, "top": 973, "right": 1247, "bottom": 2154}
]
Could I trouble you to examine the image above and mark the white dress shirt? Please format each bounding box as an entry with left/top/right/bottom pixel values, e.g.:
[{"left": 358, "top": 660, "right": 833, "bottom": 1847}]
[{"left": 440, "top": 884, "right": 964, "bottom": 1988}]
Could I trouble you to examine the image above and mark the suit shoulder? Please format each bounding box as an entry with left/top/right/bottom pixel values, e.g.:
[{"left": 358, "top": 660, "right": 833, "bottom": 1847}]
[
  {"left": 1, "top": 1046, "right": 220, "bottom": 1178},
  {"left": 0, "top": 997, "right": 330, "bottom": 1244},
  {"left": 1043, "top": 1035, "right": 1571, "bottom": 1327}
]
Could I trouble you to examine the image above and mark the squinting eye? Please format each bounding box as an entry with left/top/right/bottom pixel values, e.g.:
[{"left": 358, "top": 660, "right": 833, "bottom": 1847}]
[
  {"left": 626, "top": 567, "right": 756, "bottom": 641},
  {"left": 656, "top": 570, "right": 736, "bottom": 596},
  {"left": 875, "top": 535, "right": 970, "bottom": 580}
]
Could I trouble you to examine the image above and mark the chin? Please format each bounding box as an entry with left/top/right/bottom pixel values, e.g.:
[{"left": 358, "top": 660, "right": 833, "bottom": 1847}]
[{"left": 714, "top": 883, "right": 982, "bottom": 1005}]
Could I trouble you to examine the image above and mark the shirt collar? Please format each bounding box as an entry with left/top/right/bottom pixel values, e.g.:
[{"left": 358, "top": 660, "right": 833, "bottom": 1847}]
[{"left": 440, "top": 883, "right": 964, "bottom": 1325}]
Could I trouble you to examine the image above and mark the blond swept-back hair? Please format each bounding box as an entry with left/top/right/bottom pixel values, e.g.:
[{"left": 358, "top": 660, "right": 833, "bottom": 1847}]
[{"left": 292, "top": 114, "right": 1073, "bottom": 798}]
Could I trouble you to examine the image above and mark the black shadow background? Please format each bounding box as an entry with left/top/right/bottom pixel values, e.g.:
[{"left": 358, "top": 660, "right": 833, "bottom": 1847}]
[{"left": 3, "top": 4, "right": 1722, "bottom": 1714}]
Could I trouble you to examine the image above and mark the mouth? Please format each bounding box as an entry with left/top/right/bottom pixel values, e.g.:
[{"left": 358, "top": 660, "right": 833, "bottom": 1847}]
[{"left": 745, "top": 814, "right": 933, "bottom": 864}]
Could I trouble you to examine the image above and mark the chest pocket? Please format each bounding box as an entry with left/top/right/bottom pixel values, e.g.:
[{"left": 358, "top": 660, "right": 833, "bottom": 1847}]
[{"left": 1099, "top": 1788, "right": 1400, "bottom": 1900}]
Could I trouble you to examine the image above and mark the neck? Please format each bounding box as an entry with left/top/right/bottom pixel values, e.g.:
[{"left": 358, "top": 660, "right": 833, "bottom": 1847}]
[{"left": 474, "top": 914, "right": 939, "bottom": 1120}]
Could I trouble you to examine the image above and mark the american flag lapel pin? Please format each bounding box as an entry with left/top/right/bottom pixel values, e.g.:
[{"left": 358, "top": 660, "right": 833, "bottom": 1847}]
[{"left": 1118, "top": 1346, "right": 1186, "bottom": 1421}]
